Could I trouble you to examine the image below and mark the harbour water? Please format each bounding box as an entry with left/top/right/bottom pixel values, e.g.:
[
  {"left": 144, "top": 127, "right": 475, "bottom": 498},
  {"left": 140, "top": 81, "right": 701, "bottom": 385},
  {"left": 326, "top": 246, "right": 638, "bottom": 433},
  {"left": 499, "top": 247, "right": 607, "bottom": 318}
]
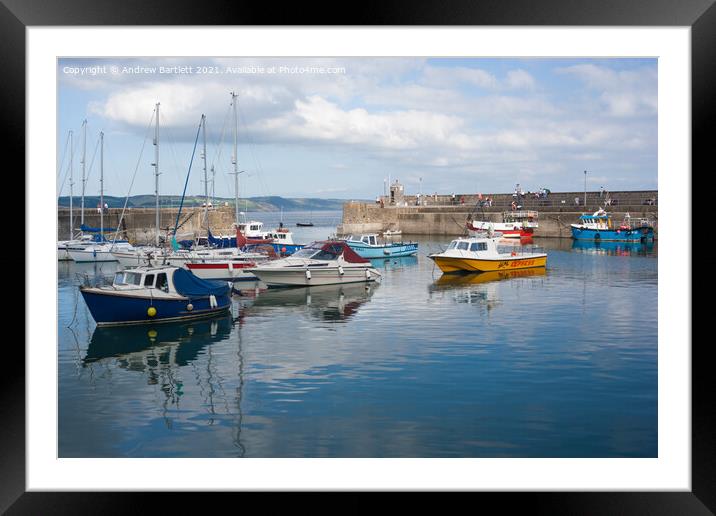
[{"left": 58, "top": 210, "right": 658, "bottom": 457}]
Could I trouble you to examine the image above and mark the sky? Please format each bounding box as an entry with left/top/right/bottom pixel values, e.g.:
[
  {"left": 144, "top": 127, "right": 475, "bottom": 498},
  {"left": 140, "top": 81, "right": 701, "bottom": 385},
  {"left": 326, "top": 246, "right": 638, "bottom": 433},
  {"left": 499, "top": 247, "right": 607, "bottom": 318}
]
[{"left": 57, "top": 57, "right": 657, "bottom": 200}]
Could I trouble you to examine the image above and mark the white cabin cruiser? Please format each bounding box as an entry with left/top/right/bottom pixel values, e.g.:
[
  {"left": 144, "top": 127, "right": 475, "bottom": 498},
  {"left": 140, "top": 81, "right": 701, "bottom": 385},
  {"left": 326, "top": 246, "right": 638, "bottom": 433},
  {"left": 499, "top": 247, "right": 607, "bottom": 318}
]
[{"left": 247, "top": 240, "right": 381, "bottom": 287}]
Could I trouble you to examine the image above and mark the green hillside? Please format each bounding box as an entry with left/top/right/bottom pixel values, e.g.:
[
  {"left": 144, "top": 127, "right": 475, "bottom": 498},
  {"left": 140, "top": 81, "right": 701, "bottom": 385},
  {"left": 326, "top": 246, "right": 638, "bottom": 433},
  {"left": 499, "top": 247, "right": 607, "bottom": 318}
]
[{"left": 57, "top": 195, "right": 364, "bottom": 211}]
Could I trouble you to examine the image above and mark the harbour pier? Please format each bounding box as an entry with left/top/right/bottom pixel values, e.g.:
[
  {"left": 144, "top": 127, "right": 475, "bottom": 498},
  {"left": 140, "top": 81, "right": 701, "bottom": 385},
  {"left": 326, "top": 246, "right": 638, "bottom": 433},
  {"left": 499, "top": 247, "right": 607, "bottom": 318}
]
[
  {"left": 338, "top": 189, "right": 658, "bottom": 238},
  {"left": 57, "top": 206, "right": 239, "bottom": 244}
]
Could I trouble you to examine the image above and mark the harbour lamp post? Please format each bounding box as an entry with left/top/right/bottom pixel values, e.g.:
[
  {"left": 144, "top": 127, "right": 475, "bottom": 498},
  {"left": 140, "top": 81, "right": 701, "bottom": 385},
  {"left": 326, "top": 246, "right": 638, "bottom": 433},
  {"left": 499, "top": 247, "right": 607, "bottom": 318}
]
[{"left": 584, "top": 170, "right": 587, "bottom": 207}]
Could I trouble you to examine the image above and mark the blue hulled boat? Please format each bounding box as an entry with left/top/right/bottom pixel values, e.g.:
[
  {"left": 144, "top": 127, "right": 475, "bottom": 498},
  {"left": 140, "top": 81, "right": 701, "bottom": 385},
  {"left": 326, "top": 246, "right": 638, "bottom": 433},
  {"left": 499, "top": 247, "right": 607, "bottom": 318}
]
[
  {"left": 80, "top": 265, "right": 231, "bottom": 326},
  {"left": 345, "top": 234, "right": 418, "bottom": 258},
  {"left": 570, "top": 210, "right": 655, "bottom": 242}
]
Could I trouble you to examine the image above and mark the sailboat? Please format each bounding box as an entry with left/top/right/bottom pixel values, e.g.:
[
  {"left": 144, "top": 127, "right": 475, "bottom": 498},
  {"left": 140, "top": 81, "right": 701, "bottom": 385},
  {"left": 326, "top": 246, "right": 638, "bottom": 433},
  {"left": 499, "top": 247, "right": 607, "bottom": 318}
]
[
  {"left": 67, "top": 131, "right": 133, "bottom": 262},
  {"left": 58, "top": 124, "right": 109, "bottom": 259},
  {"left": 111, "top": 103, "right": 174, "bottom": 266}
]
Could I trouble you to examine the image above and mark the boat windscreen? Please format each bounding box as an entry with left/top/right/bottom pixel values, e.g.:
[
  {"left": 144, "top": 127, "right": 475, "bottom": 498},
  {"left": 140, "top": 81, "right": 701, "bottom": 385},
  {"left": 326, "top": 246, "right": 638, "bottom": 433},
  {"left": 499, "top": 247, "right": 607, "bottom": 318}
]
[
  {"left": 123, "top": 272, "right": 143, "bottom": 286},
  {"left": 320, "top": 241, "right": 368, "bottom": 263},
  {"left": 290, "top": 247, "right": 321, "bottom": 258}
]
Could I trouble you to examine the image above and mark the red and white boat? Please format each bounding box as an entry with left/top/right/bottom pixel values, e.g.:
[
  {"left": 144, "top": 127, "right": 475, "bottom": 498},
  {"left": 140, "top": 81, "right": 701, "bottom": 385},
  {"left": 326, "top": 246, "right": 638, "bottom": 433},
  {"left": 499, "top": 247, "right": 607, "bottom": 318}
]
[
  {"left": 185, "top": 257, "right": 265, "bottom": 282},
  {"left": 467, "top": 210, "right": 539, "bottom": 239},
  {"left": 184, "top": 229, "right": 275, "bottom": 282}
]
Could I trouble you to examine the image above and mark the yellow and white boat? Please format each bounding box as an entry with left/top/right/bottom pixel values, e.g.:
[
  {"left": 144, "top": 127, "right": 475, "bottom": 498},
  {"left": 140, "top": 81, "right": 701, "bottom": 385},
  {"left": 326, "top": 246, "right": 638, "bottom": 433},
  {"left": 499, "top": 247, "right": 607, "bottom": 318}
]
[{"left": 428, "top": 234, "right": 547, "bottom": 273}]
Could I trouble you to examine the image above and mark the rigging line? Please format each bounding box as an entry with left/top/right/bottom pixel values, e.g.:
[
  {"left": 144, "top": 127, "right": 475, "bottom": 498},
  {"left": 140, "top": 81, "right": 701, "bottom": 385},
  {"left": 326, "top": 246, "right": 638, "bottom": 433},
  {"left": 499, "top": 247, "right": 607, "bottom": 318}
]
[
  {"left": 173, "top": 116, "right": 204, "bottom": 237},
  {"left": 56, "top": 131, "right": 71, "bottom": 188},
  {"left": 236, "top": 101, "right": 270, "bottom": 198},
  {"left": 205, "top": 116, "right": 227, "bottom": 205},
  {"left": 109, "top": 109, "right": 156, "bottom": 245},
  {"left": 210, "top": 103, "right": 231, "bottom": 167},
  {"left": 101, "top": 138, "right": 122, "bottom": 199},
  {"left": 160, "top": 113, "right": 189, "bottom": 206},
  {"left": 83, "top": 132, "right": 102, "bottom": 186},
  {"left": 58, "top": 129, "right": 80, "bottom": 199}
]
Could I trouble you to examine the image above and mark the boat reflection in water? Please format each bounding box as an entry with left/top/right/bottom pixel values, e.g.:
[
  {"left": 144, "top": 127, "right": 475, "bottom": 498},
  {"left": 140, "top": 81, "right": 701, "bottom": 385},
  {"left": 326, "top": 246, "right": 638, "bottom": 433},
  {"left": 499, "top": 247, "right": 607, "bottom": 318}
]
[
  {"left": 82, "top": 311, "right": 247, "bottom": 455},
  {"left": 571, "top": 239, "right": 655, "bottom": 257},
  {"left": 84, "top": 313, "right": 235, "bottom": 366},
  {"left": 429, "top": 267, "right": 546, "bottom": 314},
  {"left": 243, "top": 281, "right": 378, "bottom": 323},
  {"left": 368, "top": 254, "right": 418, "bottom": 271}
]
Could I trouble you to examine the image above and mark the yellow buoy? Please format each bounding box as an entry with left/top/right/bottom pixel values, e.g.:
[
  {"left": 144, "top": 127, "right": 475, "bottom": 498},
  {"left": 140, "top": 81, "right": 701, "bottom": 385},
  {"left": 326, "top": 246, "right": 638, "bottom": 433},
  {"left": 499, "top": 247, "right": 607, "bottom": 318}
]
[
  {"left": 147, "top": 306, "right": 157, "bottom": 317},
  {"left": 148, "top": 329, "right": 158, "bottom": 339}
]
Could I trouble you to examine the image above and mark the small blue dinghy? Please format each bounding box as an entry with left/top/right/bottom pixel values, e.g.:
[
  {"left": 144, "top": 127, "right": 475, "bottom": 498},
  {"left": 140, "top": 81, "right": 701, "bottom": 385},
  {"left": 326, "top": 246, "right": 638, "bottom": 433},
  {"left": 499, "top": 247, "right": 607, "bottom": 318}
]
[
  {"left": 80, "top": 265, "right": 231, "bottom": 326},
  {"left": 344, "top": 234, "right": 418, "bottom": 258}
]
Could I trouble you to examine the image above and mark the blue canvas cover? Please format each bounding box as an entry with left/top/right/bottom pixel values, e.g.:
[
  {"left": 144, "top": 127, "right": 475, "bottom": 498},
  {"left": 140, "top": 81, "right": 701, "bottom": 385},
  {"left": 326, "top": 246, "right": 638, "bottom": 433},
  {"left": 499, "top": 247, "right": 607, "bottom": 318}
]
[
  {"left": 207, "top": 229, "right": 236, "bottom": 249},
  {"left": 172, "top": 268, "right": 230, "bottom": 298}
]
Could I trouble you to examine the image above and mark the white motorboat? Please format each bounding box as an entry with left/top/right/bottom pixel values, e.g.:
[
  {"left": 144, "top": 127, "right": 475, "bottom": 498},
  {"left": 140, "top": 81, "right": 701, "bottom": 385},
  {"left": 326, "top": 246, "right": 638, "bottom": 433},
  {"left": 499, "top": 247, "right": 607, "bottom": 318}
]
[
  {"left": 68, "top": 241, "right": 135, "bottom": 262},
  {"left": 247, "top": 240, "right": 381, "bottom": 287},
  {"left": 58, "top": 234, "right": 95, "bottom": 260}
]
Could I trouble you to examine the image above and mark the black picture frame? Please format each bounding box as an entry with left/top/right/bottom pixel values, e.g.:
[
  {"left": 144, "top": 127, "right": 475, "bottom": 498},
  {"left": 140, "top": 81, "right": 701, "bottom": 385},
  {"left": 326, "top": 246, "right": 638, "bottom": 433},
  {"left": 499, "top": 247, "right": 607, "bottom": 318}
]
[{"left": 7, "top": 0, "right": 704, "bottom": 511}]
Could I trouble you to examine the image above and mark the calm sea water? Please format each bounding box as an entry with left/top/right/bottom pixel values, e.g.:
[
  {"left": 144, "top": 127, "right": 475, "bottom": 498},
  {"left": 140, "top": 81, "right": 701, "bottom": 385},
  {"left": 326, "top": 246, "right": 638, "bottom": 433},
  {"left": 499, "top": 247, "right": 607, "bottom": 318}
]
[{"left": 58, "top": 210, "right": 658, "bottom": 457}]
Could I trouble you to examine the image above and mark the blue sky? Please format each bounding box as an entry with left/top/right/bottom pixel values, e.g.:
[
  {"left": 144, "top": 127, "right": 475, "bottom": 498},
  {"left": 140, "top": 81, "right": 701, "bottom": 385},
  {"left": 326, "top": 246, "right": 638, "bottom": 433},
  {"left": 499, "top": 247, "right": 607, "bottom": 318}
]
[{"left": 57, "top": 57, "right": 657, "bottom": 200}]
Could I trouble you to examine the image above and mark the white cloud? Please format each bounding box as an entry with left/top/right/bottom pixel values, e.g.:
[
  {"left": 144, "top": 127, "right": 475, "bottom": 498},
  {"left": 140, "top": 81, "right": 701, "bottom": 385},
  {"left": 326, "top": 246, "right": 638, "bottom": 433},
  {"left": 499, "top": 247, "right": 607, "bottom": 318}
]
[
  {"left": 506, "top": 69, "right": 536, "bottom": 90},
  {"left": 558, "top": 64, "right": 657, "bottom": 117},
  {"left": 422, "top": 65, "right": 499, "bottom": 90}
]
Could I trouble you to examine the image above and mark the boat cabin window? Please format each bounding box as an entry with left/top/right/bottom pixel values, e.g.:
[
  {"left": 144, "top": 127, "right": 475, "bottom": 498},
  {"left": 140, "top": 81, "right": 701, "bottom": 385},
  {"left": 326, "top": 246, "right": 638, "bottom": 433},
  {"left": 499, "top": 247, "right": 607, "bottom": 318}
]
[
  {"left": 143, "top": 274, "right": 155, "bottom": 287},
  {"left": 361, "top": 235, "right": 377, "bottom": 245},
  {"left": 122, "top": 272, "right": 143, "bottom": 286},
  {"left": 457, "top": 242, "right": 470, "bottom": 251},
  {"left": 156, "top": 273, "right": 168, "bottom": 291},
  {"left": 448, "top": 241, "right": 458, "bottom": 249},
  {"left": 113, "top": 272, "right": 126, "bottom": 285},
  {"left": 250, "top": 225, "right": 260, "bottom": 231},
  {"left": 470, "top": 242, "right": 487, "bottom": 251},
  {"left": 313, "top": 246, "right": 341, "bottom": 260}
]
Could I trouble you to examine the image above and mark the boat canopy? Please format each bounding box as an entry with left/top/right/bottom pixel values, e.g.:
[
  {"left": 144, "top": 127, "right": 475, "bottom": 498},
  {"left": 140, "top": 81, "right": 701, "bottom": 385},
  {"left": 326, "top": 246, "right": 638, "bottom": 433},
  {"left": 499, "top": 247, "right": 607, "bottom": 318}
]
[
  {"left": 172, "top": 267, "right": 230, "bottom": 298},
  {"left": 207, "top": 229, "right": 236, "bottom": 249},
  {"left": 305, "top": 241, "right": 369, "bottom": 263},
  {"left": 79, "top": 224, "right": 112, "bottom": 233}
]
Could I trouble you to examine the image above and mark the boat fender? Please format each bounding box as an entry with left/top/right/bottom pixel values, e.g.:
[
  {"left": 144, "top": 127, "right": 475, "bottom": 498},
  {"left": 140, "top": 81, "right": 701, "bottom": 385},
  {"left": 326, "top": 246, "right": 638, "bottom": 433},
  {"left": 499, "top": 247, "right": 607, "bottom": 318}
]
[
  {"left": 228, "top": 262, "right": 233, "bottom": 271},
  {"left": 511, "top": 251, "right": 517, "bottom": 256},
  {"left": 365, "top": 269, "right": 371, "bottom": 279},
  {"left": 338, "top": 265, "right": 344, "bottom": 275},
  {"left": 209, "top": 295, "right": 217, "bottom": 308},
  {"left": 147, "top": 306, "right": 157, "bottom": 317},
  {"left": 187, "top": 303, "right": 193, "bottom": 311},
  {"left": 305, "top": 270, "right": 311, "bottom": 280}
]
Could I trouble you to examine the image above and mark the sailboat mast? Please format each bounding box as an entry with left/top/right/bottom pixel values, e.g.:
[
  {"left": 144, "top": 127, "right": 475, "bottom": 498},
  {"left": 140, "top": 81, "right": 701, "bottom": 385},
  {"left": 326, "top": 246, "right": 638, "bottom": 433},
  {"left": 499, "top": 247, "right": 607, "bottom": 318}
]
[
  {"left": 69, "top": 130, "right": 74, "bottom": 240},
  {"left": 153, "top": 103, "right": 160, "bottom": 247},
  {"left": 100, "top": 131, "right": 104, "bottom": 239},
  {"left": 80, "top": 119, "right": 87, "bottom": 225},
  {"left": 202, "top": 114, "right": 208, "bottom": 232},
  {"left": 211, "top": 165, "right": 216, "bottom": 208},
  {"left": 231, "top": 91, "right": 239, "bottom": 225}
]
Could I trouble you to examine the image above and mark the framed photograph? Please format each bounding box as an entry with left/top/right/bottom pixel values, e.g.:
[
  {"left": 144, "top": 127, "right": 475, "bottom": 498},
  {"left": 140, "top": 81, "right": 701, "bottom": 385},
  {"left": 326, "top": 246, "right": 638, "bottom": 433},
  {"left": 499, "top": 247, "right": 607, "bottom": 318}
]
[{"left": 9, "top": 0, "right": 705, "bottom": 511}]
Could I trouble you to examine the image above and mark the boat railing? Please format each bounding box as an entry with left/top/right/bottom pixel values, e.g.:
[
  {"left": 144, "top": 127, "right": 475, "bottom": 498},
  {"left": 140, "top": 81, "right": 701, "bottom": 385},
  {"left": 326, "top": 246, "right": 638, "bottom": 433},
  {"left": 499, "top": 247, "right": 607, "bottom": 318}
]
[
  {"left": 76, "top": 272, "right": 115, "bottom": 288},
  {"left": 497, "top": 243, "right": 546, "bottom": 255}
]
